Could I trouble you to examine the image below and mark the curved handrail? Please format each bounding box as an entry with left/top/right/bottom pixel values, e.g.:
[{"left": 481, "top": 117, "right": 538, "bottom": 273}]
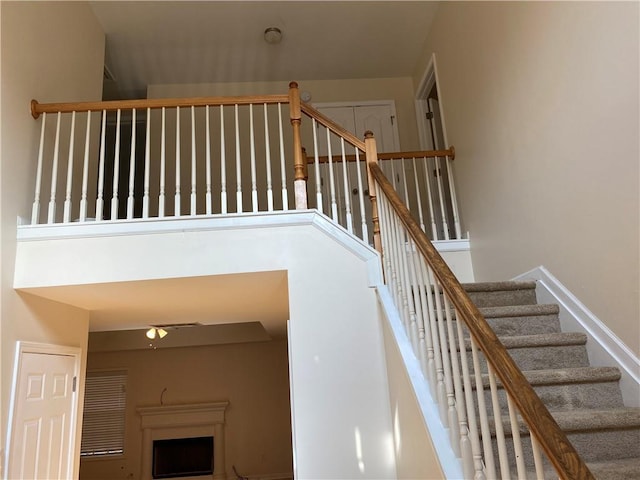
[
  {"left": 369, "top": 161, "right": 594, "bottom": 480},
  {"left": 30, "top": 94, "right": 290, "bottom": 119}
]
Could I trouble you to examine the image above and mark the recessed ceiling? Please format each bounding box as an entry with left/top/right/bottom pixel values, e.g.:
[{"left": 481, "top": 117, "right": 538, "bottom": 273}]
[
  {"left": 89, "top": 1, "right": 439, "bottom": 99},
  {"left": 19, "top": 270, "right": 289, "bottom": 336}
]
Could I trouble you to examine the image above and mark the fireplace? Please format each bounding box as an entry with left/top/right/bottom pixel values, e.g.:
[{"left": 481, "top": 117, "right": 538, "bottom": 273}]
[
  {"left": 137, "top": 402, "right": 228, "bottom": 480},
  {"left": 152, "top": 436, "right": 214, "bottom": 479}
]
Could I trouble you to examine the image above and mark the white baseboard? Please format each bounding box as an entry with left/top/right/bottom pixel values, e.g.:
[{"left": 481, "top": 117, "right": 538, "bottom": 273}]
[{"left": 514, "top": 266, "right": 640, "bottom": 407}]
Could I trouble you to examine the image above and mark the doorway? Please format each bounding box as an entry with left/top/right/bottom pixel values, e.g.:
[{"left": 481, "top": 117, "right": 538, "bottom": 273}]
[
  {"left": 415, "top": 54, "right": 460, "bottom": 240},
  {"left": 5, "top": 342, "right": 81, "bottom": 479}
]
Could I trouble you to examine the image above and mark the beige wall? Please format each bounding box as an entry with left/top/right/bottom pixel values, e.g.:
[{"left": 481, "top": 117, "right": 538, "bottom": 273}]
[
  {"left": 414, "top": 2, "right": 640, "bottom": 355},
  {"left": 148, "top": 77, "right": 421, "bottom": 151},
  {"left": 79, "top": 339, "right": 292, "bottom": 480},
  {"left": 0, "top": 1, "right": 104, "bottom": 474}
]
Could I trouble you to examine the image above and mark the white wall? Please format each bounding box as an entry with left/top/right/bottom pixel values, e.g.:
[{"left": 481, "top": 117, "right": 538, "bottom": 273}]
[
  {"left": 414, "top": 2, "right": 640, "bottom": 355},
  {"left": 79, "top": 339, "right": 292, "bottom": 480},
  {"left": 0, "top": 1, "right": 104, "bottom": 475},
  {"left": 148, "top": 77, "right": 421, "bottom": 151},
  {"left": 14, "top": 212, "right": 397, "bottom": 479}
]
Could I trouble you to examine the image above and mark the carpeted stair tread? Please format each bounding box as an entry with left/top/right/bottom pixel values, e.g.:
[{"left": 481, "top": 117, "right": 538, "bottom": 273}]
[
  {"left": 462, "top": 281, "right": 537, "bottom": 292},
  {"left": 478, "top": 303, "right": 559, "bottom": 318},
  {"left": 587, "top": 458, "right": 640, "bottom": 479},
  {"left": 465, "top": 332, "right": 587, "bottom": 350},
  {"left": 481, "top": 366, "right": 621, "bottom": 388},
  {"left": 491, "top": 407, "right": 640, "bottom": 435},
  {"left": 525, "top": 457, "right": 640, "bottom": 479}
]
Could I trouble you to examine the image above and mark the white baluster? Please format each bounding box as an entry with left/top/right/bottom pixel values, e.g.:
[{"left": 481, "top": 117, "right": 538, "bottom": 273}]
[
  {"left": 433, "top": 280, "right": 459, "bottom": 449},
  {"left": 143, "top": 107, "right": 151, "bottom": 218},
  {"left": 471, "top": 340, "right": 497, "bottom": 479},
  {"left": 235, "top": 104, "right": 242, "bottom": 213},
  {"left": 325, "top": 129, "right": 338, "bottom": 221},
  {"left": 264, "top": 103, "right": 274, "bottom": 211},
  {"left": 127, "top": 108, "right": 137, "bottom": 219},
  {"left": 422, "top": 156, "right": 439, "bottom": 240},
  {"left": 339, "top": 139, "right": 353, "bottom": 233},
  {"left": 249, "top": 104, "right": 258, "bottom": 212},
  {"left": 417, "top": 255, "right": 441, "bottom": 397},
  {"left": 31, "top": 112, "right": 47, "bottom": 224},
  {"left": 530, "top": 434, "right": 545, "bottom": 480},
  {"left": 96, "top": 110, "right": 107, "bottom": 221},
  {"left": 412, "top": 157, "right": 427, "bottom": 232},
  {"left": 488, "top": 366, "right": 511, "bottom": 479},
  {"left": 455, "top": 318, "right": 487, "bottom": 480},
  {"left": 442, "top": 295, "right": 473, "bottom": 476},
  {"left": 507, "top": 395, "right": 527, "bottom": 479},
  {"left": 205, "top": 105, "right": 212, "bottom": 215},
  {"left": 47, "top": 112, "right": 62, "bottom": 224},
  {"left": 79, "top": 112, "right": 91, "bottom": 222},
  {"left": 159, "top": 107, "right": 166, "bottom": 217},
  {"left": 311, "top": 118, "right": 322, "bottom": 212},
  {"left": 434, "top": 155, "right": 450, "bottom": 240},
  {"left": 174, "top": 106, "right": 181, "bottom": 217},
  {"left": 110, "top": 109, "right": 121, "bottom": 220},
  {"left": 446, "top": 154, "right": 462, "bottom": 239},
  {"left": 190, "top": 106, "right": 197, "bottom": 216},
  {"left": 354, "top": 148, "right": 368, "bottom": 242},
  {"left": 406, "top": 238, "right": 428, "bottom": 374},
  {"left": 63, "top": 111, "right": 76, "bottom": 223},
  {"left": 220, "top": 105, "right": 227, "bottom": 214},
  {"left": 277, "top": 103, "right": 288, "bottom": 210}
]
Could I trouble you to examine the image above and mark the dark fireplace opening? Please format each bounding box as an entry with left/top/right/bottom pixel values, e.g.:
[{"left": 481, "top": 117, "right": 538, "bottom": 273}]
[{"left": 152, "top": 436, "right": 214, "bottom": 479}]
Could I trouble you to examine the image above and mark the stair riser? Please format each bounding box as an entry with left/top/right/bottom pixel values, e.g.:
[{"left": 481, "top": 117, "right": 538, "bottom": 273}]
[
  {"left": 470, "top": 344, "right": 590, "bottom": 373},
  {"left": 475, "top": 381, "right": 625, "bottom": 415}
]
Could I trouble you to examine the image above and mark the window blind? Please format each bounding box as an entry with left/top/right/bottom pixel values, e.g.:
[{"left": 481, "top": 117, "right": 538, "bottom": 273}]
[{"left": 80, "top": 371, "right": 127, "bottom": 457}]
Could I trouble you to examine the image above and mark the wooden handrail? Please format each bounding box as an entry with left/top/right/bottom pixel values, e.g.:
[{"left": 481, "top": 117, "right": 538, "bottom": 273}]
[
  {"left": 31, "top": 94, "right": 290, "bottom": 119},
  {"left": 370, "top": 162, "right": 595, "bottom": 480},
  {"left": 299, "top": 103, "right": 366, "bottom": 151},
  {"left": 305, "top": 148, "right": 455, "bottom": 165}
]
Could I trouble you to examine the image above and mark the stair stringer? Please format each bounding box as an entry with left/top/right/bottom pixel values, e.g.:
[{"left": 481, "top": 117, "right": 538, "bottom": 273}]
[
  {"left": 514, "top": 266, "right": 640, "bottom": 407},
  {"left": 376, "top": 285, "right": 463, "bottom": 480}
]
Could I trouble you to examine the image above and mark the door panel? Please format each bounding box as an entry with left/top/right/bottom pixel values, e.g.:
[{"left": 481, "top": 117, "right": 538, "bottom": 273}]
[{"left": 8, "top": 350, "right": 77, "bottom": 480}]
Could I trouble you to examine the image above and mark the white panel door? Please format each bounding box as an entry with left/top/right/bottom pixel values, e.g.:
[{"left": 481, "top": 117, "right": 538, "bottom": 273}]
[
  {"left": 314, "top": 102, "right": 399, "bottom": 243},
  {"left": 7, "top": 347, "right": 78, "bottom": 480}
]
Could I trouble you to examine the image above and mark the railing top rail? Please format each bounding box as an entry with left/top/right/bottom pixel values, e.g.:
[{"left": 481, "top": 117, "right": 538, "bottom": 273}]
[
  {"left": 369, "top": 162, "right": 595, "bottom": 480},
  {"left": 299, "top": 102, "right": 366, "bottom": 151},
  {"left": 30, "top": 94, "right": 290, "bottom": 119},
  {"left": 305, "top": 148, "right": 456, "bottom": 165}
]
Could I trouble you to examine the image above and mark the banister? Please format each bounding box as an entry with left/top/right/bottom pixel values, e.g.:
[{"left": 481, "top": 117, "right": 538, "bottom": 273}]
[
  {"left": 299, "top": 103, "right": 366, "bottom": 151},
  {"left": 369, "top": 161, "right": 595, "bottom": 480},
  {"left": 304, "top": 148, "right": 455, "bottom": 165},
  {"left": 30, "top": 94, "right": 290, "bottom": 119}
]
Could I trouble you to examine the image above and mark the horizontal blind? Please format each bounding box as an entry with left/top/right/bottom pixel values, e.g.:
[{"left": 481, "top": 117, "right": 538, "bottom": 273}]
[{"left": 80, "top": 371, "right": 127, "bottom": 456}]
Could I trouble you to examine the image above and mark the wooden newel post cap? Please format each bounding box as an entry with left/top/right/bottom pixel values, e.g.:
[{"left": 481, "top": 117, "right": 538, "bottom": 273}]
[
  {"left": 364, "top": 130, "right": 374, "bottom": 140},
  {"left": 289, "top": 81, "right": 299, "bottom": 89},
  {"left": 31, "top": 99, "right": 40, "bottom": 119}
]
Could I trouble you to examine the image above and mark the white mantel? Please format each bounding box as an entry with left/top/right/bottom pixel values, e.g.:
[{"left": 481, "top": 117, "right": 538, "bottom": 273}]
[{"left": 137, "top": 401, "right": 229, "bottom": 480}]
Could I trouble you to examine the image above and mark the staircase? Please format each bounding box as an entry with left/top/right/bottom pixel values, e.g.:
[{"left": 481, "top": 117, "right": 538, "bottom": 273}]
[{"left": 463, "top": 281, "right": 640, "bottom": 479}]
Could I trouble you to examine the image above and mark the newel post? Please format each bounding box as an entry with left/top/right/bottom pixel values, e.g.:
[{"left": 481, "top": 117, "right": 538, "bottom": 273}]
[
  {"left": 289, "top": 82, "right": 307, "bottom": 209},
  {"left": 364, "top": 131, "right": 382, "bottom": 255}
]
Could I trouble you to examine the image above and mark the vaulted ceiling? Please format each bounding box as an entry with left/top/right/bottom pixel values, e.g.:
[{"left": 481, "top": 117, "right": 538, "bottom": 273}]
[{"left": 89, "top": 1, "right": 439, "bottom": 99}]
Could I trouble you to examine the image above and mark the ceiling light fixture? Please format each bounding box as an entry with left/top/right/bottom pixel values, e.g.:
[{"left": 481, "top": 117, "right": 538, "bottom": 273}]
[
  {"left": 146, "top": 327, "right": 168, "bottom": 340},
  {"left": 264, "top": 27, "right": 282, "bottom": 45}
]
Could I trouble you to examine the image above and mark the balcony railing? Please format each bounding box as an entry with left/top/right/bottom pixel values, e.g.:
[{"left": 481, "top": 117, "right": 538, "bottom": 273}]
[{"left": 29, "top": 83, "right": 460, "bottom": 245}]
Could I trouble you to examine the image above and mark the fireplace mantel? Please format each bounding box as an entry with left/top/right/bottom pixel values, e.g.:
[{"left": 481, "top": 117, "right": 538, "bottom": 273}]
[{"left": 137, "top": 401, "right": 229, "bottom": 480}]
